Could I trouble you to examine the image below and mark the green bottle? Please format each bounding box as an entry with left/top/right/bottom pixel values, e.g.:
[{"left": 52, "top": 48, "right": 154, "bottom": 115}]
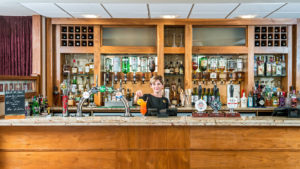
[
  {"left": 200, "top": 56, "right": 208, "bottom": 72},
  {"left": 122, "top": 56, "right": 130, "bottom": 74}
]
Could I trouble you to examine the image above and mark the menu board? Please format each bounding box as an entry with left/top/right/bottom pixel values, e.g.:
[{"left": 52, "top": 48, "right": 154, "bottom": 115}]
[{"left": 5, "top": 90, "right": 25, "bottom": 115}]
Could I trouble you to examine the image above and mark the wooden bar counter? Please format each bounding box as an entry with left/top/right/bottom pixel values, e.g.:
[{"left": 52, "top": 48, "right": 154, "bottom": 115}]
[{"left": 0, "top": 116, "right": 300, "bottom": 169}]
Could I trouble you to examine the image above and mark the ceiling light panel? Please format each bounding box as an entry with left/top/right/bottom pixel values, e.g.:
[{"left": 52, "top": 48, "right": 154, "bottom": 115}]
[
  {"left": 190, "top": 3, "right": 238, "bottom": 18},
  {"left": 21, "top": 3, "right": 71, "bottom": 18},
  {"left": 273, "top": 3, "right": 300, "bottom": 13},
  {"left": 102, "top": 3, "right": 147, "bottom": 18},
  {"left": 268, "top": 12, "right": 300, "bottom": 18},
  {"left": 228, "top": 3, "right": 285, "bottom": 18},
  {"left": 56, "top": 3, "right": 110, "bottom": 18},
  {"left": 149, "top": 3, "right": 192, "bottom": 18}
]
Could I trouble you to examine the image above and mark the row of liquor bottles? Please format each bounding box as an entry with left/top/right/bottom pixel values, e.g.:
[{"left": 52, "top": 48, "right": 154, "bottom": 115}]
[
  {"left": 25, "top": 95, "right": 49, "bottom": 116},
  {"left": 244, "top": 84, "right": 298, "bottom": 108},
  {"left": 192, "top": 55, "right": 245, "bottom": 73},
  {"left": 254, "top": 55, "right": 286, "bottom": 77},
  {"left": 63, "top": 57, "right": 94, "bottom": 75},
  {"left": 164, "top": 61, "right": 184, "bottom": 75}
]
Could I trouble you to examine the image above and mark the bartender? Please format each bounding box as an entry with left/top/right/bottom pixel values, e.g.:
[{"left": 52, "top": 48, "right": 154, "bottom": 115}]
[{"left": 134, "top": 75, "right": 169, "bottom": 116}]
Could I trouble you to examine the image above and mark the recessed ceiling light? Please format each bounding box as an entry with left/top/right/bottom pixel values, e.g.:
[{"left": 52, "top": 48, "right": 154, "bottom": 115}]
[
  {"left": 82, "top": 14, "right": 99, "bottom": 18},
  {"left": 161, "top": 15, "right": 178, "bottom": 19},
  {"left": 237, "top": 15, "right": 257, "bottom": 19}
]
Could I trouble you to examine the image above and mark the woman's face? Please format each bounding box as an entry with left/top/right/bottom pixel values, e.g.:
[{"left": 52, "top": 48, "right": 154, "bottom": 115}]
[{"left": 151, "top": 80, "right": 164, "bottom": 93}]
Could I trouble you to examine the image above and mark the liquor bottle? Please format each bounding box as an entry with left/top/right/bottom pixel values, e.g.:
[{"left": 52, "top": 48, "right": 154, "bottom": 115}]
[
  {"left": 272, "top": 92, "right": 279, "bottom": 107},
  {"left": 192, "top": 82, "right": 197, "bottom": 105},
  {"left": 169, "top": 61, "right": 174, "bottom": 74},
  {"left": 164, "top": 62, "right": 170, "bottom": 74},
  {"left": 192, "top": 57, "right": 198, "bottom": 73},
  {"left": 266, "top": 56, "right": 272, "bottom": 76},
  {"left": 174, "top": 61, "right": 179, "bottom": 75},
  {"left": 68, "top": 92, "right": 74, "bottom": 106},
  {"left": 254, "top": 56, "right": 258, "bottom": 76},
  {"left": 200, "top": 56, "right": 208, "bottom": 72},
  {"left": 281, "top": 55, "right": 286, "bottom": 76},
  {"left": 279, "top": 92, "right": 285, "bottom": 107},
  {"left": 241, "top": 90, "right": 247, "bottom": 108},
  {"left": 236, "top": 58, "right": 243, "bottom": 72},
  {"left": 209, "top": 57, "right": 217, "bottom": 72},
  {"left": 89, "top": 59, "right": 94, "bottom": 74},
  {"left": 179, "top": 61, "right": 184, "bottom": 75},
  {"left": 291, "top": 89, "right": 297, "bottom": 107},
  {"left": 77, "top": 60, "right": 83, "bottom": 74},
  {"left": 63, "top": 58, "right": 71, "bottom": 74},
  {"left": 276, "top": 56, "right": 282, "bottom": 76},
  {"left": 247, "top": 92, "right": 253, "bottom": 107},
  {"left": 198, "top": 84, "right": 202, "bottom": 101},
  {"left": 269, "top": 57, "right": 275, "bottom": 76},
  {"left": 258, "top": 91, "right": 265, "bottom": 107},
  {"left": 149, "top": 57, "right": 156, "bottom": 76},
  {"left": 218, "top": 56, "right": 226, "bottom": 72},
  {"left": 171, "top": 81, "right": 178, "bottom": 106},
  {"left": 253, "top": 88, "right": 258, "bottom": 108},
  {"left": 72, "top": 59, "right": 78, "bottom": 74},
  {"left": 140, "top": 57, "right": 148, "bottom": 73},
  {"left": 71, "top": 76, "right": 78, "bottom": 94},
  {"left": 85, "top": 60, "right": 90, "bottom": 74},
  {"left": 227, "top": 58, "right": 236, "bottom": 72},
  {"left": 257, "top": 56, "right": 265, "bottom": 76},
  {"left": 75, "top": 90, "right": 81, "bottom": 106},
  {"left": 207, "top": 88, "right": 211, "bottom": 105},
  {"left": 75, "top": 26, "right": 80, "bottom": 32},
  {"left": 164, "top": 79, "right": 170, "bottom": 101},
  {"left": 202, "top": 88, "right": 207, "bottom": 103}
]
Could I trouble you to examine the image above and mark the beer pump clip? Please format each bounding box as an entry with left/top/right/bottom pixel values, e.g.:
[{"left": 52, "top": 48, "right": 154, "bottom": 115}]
[
  {"left": 194, "top": 85, "right": 207, "bottom": 113},
  {"left": 227, "top": 83, "right": 238, "bottom": 113}
]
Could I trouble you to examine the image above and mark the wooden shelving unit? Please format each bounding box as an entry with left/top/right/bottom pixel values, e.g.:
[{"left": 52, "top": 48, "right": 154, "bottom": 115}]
[{"left": 41, "top": 18, "right": 298, "bottom": 106}]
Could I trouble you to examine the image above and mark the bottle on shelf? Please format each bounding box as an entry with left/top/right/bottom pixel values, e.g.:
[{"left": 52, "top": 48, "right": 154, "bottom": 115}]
[
  {"left": 266, "top": 56, "right": 272, "bottom": 76},
  {"left": 241, "top": 90, "right": 247, "bottom": 108},
  {"left": 281, "top": 55, "right": 286, "bottom": 76},
  {"left": 169, "top": 61, "right": 174, "bottom": 74},
  {"left": 78, "top": 60, "right": 84, "bottom": 74},
  {"left": 247, "top": 91, "right": 253, "bottom": 108},
  {"left": 72, "top": 59, "right": 78, "bottom": 74},
  {"left": 164, "top": 62, "right": 170, "bottom": 74},
  {"left": 199, "top": 56, "right": 208, "bottom": 72},
  {"left": 236, "top": 58, "right": 243, "bottom": 72},
  {"left": 89, "top": 59, "right": 94, "bottom": 74},
  {"left": 218, "top": 56, "right": 226, "bottom": 73},
  {"left": 179, "top": 61, "right": 184, "bottom": 75},
  {"left": 174, "top": 61, "right": 179, "bottom": 75}
]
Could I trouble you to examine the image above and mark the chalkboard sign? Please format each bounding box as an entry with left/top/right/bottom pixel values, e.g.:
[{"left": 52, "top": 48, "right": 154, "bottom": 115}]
[{"left": 5, "top": 90, "right": 25, "bottom": 115}]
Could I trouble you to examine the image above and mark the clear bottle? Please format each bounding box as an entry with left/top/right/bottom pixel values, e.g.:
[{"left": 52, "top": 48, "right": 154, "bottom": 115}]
[
  {"left": 140, "top": 56, "right": 148, "bottom": 73},
  {"left": 254, "top": 56, "right": 258, "bottom": 76},
  {"left": 241, "top": 91, "right": 247, "bottom": 108},
  {"left": 209, "top": 57, "right": 217, "bottom": 72},
  {"left": 63, "top": 58, "right": 71, "bottom": 74},
  {"left": 276, "top": 57, "right": 282, "bottom": 76},
  {"left": 218, "top": 57, "right": 226, "bottom": 73},
  {"left": 85, "top": 60, "right": 90, "bottom": 74},
  {"left": 281, "top": 55, "right": 286, "bottom": 76},
  {"left": 247, "top": 92, "right": 253, "bottom": 108},
  {"left": 266, "top": 56, "right": 272, "bottom": 76},
  {"left": 227, "top": 58, "right": 236, "bottom": 72},
  {"left": 72, "top": 59, "right": 78, "bottom": 74},
  {"left": 179, "top": 61, "right": 184, "bottom": 75},
  {"left": 89, "top": 59, "right": 94, "bottom": 74},
  {"left": 78, "top": 60, "right": 84, "bottom": 74},
  {"left": 257, "top": 56, "right": 265, "bottom": 76},
  {"left": 174, "top": 61, "right": 179, "bottom": 74},
  {"left": 236, "top": 58, "right": 243, "bottom": 72}
]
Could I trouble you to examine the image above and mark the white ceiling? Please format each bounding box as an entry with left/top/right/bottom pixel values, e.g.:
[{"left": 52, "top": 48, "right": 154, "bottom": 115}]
[{"left": 0, "top": 0, "right": 299, "bottom": 19}]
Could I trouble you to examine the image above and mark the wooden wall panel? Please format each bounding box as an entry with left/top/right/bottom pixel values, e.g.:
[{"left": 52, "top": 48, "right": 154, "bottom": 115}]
[
  {"left": 94, "top": 25, "right": 101, "bottom": 106},
  {"left": 191, "top": 151, "right": 300, "bottom": 169},
  {"left": 190, "top": 126, "right": 300, "bottom": 150},
  {"left": 0, "top": 127, "right": 128, "bottom": 150},
  {"left": 192, "top": 46, "right": 248, "bottom": 54},
  {"left": 295, "top": 19, "right": 300, "bottom": 91},
  {"left": 32, "top": 15, "right": 42, "bottom": 76},
  {"left": 185, "top": 24, "right": 192, "bottom": 89},
  {"left": 100, "top": 46, "right": 156, "bottom": 54},
  {"left": 157, "top": 24, "right": 164, "bottom": 77},
  {"left": 46, "top": 18, "right": 53, "bottom": 106},
  {"left": 245, "top": 26, "right": 255, "bottom": 95},
  {"left": 0, "top": 152, "right": 116, "bottom": 169}
]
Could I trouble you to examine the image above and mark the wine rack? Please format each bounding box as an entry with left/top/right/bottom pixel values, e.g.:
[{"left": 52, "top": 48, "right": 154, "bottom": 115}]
[
  {"left": 61, "top": 25, "right": 94, "bottom": 47},
  {"left": 254, "top": 26, "right": 287, "bottom": 47}
]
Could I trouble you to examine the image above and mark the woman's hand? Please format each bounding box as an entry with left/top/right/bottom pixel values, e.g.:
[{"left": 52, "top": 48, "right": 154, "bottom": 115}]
[{"left": 134, "top": 90, "right": 143, "bottom": 104}]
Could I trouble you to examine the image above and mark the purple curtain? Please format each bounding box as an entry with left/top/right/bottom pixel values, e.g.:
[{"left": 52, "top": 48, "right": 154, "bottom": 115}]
[{"left": 0, "top": 16, "right": 32, "bottom": 76}]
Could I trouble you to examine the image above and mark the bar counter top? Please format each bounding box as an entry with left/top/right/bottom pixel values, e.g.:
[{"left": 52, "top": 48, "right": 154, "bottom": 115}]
[{"left": 1, "top": 116, "right": 300, "bottom": 126}]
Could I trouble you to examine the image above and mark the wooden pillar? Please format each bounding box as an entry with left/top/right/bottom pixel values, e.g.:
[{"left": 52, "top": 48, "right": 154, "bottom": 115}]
[
  {"left": 46, "top": 18, "right": 53, "bottom": 106},
  {"left": 295, "top": 19, "right": 300, "bottom": 92},
  {"left": 245, "top": 26, "right": 255, "bottom": 95},
  {"left": 55, "top": 25, "right": 61, "bottom": 106},
  {"left": 185, "top": 24, "right": 192, "bottom": 89},
  {"left": 157, "top": 24, "right": 164, "bottom": 77},
  {"left": 283, "top": 25, "right": 293, "bottom": 91},
  {"left": 94, "top": 25, "right": 101, "bottom": 106},
  {"left": 32, "top": 15, "right": 42, "bottom": 94}
]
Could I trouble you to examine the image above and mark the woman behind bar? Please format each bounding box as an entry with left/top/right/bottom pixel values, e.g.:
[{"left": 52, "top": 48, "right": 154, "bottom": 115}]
[{"left": 134, "top": 75, "right": 169, "bottom": 116}]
